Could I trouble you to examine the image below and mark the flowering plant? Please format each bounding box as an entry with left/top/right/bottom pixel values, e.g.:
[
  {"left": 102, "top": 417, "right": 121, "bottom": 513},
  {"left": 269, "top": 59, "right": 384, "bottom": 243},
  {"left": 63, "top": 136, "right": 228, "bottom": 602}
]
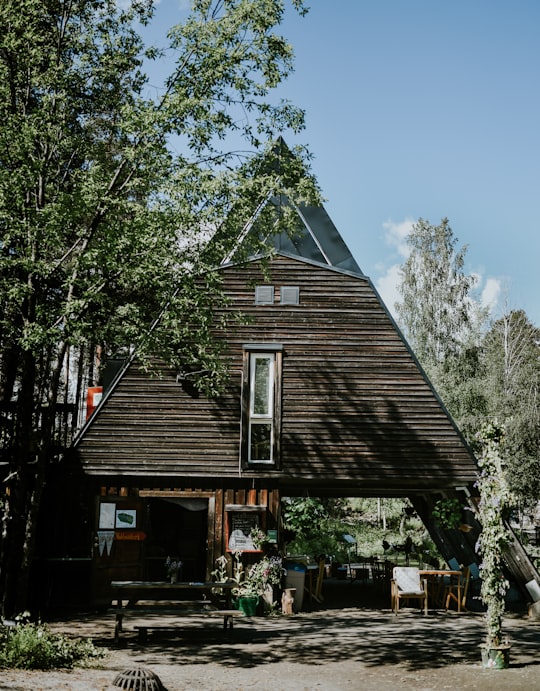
[
  {"left": 211, "top": 554, "right": 229, "bottom": 583},
  {"left": 250, "top": 526, "right": 268, "bottom": 550},
  {"left": 235, "top": 555, "right": 284, "bottom": 597},
  {"left": 474, "top": 421, "right": 512, "bottom": 652}
]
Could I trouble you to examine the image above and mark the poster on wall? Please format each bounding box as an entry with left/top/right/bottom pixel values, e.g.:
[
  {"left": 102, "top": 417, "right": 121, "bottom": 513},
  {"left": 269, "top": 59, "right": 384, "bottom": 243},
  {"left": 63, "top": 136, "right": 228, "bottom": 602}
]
[
  {"left": 227, "top": 512, "right": 260, "bottom": 551},
  {"left": 115, "top": 509, "right": 137, "bottom": 529},
  {"left": 99, "top": 503, "right": 116, "bottom": 530}
]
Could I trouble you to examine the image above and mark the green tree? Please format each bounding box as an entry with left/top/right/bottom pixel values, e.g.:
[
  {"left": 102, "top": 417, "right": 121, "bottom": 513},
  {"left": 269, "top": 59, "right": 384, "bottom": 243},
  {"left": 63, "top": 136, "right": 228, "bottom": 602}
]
[
  {"left": 0, "top": 0, "right": 312, "bottom": 617},
  {"left": 481, "top": 309, "right": 540, "bottom": 505},
  {"left": 395, "top": 217, "right": 488, "bottom": 431}
]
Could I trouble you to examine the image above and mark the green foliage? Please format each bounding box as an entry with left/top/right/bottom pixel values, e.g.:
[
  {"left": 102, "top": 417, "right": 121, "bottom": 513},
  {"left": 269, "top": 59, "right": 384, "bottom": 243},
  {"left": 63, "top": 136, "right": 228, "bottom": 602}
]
[
  {"left": 242, "top": 555, "right": 284, "bottom": 597},
  {"left": 395, "top": 218, "right": 487, "bottom": 368},
  {"left": 480, "top": 310, "right": 540, "bottom": 506},
  {"left": 282, "top": 497, "right": 440, "bottom": 565},
  {"left": 0, "top": 0, "right": 313, "bottom": 615},
  {"left": 0, "top": 619, "right": 102, "bottom": 670},
  {"left": 281, "top": 497, "right": 329, "bottom": 537},
  {"left": 219, "top": 552, "right": 283, "bottom": 598},
  {"left": 395, "top": 218, "right": 540, "bottom": 519},
  {"left": 394, "top": 217, "right": 490, "bottom": 441},
  {"left": 432, "top": 498, "right": 462, "bottom": 530},
  {"left": 474, "top": 421, "right": 512, "bottom": 649},
  {"left": 281, "top": 497, "right": 349, "bottom": 560}
]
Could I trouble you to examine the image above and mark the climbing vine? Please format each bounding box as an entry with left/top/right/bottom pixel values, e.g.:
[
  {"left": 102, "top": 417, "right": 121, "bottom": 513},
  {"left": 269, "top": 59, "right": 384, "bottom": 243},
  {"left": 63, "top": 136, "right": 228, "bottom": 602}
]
[{"left": 475, "top": 421, "right": 512, "bottom": 648}]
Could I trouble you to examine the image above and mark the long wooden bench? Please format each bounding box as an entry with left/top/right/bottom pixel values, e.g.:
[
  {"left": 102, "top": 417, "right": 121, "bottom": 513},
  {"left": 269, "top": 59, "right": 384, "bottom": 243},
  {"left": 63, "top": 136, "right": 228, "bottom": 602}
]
[
  {"left": 112, "top": 606, "right": 244, "bottom": 641},
  {"left": 110, "top": 580, "right": 240, "bottom": 642},
  {"left": 132, "top": 609, "right": 243, "bottom": 642}
]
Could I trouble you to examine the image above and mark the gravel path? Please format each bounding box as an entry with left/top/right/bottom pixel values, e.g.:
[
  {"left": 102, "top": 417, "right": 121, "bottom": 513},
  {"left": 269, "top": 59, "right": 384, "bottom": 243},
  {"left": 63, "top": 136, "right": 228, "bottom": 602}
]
[{"left": 1, "top": 581, "right": 539, "bottom": 690}]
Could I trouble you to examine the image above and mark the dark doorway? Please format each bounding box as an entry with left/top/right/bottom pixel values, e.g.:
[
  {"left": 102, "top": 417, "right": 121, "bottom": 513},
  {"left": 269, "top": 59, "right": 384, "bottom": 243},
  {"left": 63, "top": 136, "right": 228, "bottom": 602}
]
[{"left": 145, "top": 498, "right": 208, "bottom": 581}]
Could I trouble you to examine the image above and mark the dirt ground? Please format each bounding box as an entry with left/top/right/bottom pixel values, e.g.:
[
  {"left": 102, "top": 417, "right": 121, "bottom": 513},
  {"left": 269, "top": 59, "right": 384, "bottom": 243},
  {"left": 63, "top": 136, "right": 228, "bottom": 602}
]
[{"left": 2, "top": 579, "right": 540, "bottom": 691}]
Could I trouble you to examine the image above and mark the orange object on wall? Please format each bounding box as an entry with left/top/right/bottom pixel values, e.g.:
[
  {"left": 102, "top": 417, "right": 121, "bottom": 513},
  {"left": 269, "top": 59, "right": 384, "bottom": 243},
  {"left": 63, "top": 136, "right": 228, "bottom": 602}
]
[{"left": 86, "top": 387, "right": 103, "bottom": 419}]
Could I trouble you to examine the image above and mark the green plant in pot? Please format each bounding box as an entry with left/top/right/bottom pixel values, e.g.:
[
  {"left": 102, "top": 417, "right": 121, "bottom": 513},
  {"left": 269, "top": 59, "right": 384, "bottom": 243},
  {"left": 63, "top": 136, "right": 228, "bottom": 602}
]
[
  {"left": 229, "top": 552, "right": 284, "bottom": 616},
  {"left": 475, "top": 421, "right": 512, "bottom": 669}
]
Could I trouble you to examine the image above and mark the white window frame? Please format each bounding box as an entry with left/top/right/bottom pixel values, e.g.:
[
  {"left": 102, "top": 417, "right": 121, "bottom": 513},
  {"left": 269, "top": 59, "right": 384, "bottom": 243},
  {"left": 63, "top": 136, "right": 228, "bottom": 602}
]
[
  {"left": 248, "top": 352, "right": 275, "bottom": 464},
  {"left": 242, "top": 344, "right": 282, "bottom": 467}
]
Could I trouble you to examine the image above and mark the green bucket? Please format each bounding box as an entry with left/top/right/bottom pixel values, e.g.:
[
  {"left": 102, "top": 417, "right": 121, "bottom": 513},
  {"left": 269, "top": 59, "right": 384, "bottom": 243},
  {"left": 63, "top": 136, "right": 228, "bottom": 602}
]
[{"left": 238, "top": 595, "right": 258, "bottom": 616}]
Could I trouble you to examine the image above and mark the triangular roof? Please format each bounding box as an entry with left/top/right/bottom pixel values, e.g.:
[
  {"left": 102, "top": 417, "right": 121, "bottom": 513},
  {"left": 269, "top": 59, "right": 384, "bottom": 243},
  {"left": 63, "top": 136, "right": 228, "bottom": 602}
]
[{"left": 221, "top": 138, "right": 362, "bottom": 275}]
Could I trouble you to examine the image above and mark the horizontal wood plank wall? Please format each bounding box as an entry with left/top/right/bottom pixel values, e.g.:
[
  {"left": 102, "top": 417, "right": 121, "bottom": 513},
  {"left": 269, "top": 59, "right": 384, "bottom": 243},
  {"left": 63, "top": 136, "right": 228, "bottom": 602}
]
[{"left": 78, "top": 256, "right": 478, "bottom": 494}]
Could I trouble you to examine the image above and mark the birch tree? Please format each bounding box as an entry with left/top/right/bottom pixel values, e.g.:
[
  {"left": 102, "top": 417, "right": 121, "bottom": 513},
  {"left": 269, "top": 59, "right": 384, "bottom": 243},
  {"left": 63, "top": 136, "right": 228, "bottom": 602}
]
[
  {"left": 395, "top": 218, "right": 488, "bottom": 430},
  {"left": 482, "top": 310, "right": 540, "bottom": 504}
]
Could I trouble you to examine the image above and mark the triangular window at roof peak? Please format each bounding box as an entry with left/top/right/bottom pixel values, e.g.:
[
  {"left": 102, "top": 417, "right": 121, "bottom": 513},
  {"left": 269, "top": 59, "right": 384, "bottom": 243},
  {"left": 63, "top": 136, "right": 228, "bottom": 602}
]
[{"left": 223, "top": 191, "right": 363, "bottom": 275}]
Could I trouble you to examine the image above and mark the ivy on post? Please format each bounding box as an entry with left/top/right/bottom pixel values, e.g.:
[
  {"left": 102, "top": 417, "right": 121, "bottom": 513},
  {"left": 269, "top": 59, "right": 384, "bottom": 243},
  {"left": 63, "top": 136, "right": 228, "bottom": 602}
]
[{"left": 474, "top": 421, "right": 512, "bottom": 667}]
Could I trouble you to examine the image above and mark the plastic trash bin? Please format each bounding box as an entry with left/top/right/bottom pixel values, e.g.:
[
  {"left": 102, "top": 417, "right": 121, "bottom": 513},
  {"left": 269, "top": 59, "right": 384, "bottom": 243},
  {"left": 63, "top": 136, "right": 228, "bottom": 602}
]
[{"left": 284, "top": 561, "right": 306, "bottom": 612}]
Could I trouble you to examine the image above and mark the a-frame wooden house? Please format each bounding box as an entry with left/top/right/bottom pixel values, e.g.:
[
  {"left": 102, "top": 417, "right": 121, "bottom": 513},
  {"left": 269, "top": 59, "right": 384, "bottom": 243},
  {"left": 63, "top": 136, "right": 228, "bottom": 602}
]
[{"left": 41, "top": 179, "right": 539, "bottom": 610}]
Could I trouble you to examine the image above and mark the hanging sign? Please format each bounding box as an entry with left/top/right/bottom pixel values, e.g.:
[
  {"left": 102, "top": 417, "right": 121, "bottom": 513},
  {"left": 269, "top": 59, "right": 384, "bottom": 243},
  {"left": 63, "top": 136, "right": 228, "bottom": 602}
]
[{"left": 115, "top": 530, "right": 147, "bottom": 541}]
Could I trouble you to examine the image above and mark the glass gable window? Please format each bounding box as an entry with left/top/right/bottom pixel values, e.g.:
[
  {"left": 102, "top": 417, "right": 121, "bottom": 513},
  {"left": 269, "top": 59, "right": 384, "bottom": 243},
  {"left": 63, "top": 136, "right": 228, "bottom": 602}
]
[{"left": 242, "top": 345, "right": 282, "bottom": 467}]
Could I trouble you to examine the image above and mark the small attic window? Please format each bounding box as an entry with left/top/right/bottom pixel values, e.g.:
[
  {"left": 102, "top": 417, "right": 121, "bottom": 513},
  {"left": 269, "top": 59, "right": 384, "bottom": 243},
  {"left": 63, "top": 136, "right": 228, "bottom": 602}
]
[
  {"left": 280, "top": 286, "right": 299, "bottom": 305},
  {"left": 255, "top": 285, "right": 274, "bottom": 304}
]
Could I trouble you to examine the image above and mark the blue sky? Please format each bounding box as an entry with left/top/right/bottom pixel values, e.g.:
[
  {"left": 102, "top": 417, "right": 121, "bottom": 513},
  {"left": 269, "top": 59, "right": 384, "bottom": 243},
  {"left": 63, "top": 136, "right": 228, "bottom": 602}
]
[{"left": 144, "top": 1, "right": 540, "bottom": 326}]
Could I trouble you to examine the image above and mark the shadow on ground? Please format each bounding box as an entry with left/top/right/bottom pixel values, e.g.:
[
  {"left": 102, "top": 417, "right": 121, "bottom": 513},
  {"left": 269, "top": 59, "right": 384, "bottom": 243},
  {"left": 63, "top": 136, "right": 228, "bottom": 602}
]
[{"left": 48, "top": 577, "right": 540, "bottom": 677}]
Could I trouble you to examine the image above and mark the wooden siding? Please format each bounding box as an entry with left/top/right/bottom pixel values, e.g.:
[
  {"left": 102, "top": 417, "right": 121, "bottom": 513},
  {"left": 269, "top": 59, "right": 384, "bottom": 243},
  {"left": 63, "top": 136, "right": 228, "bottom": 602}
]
[
  {"left": 76, "top": 255, "right": 478, "bottom": 495},
  {"left": 89, "top": 486, "right": 279, "bottom": 603}
]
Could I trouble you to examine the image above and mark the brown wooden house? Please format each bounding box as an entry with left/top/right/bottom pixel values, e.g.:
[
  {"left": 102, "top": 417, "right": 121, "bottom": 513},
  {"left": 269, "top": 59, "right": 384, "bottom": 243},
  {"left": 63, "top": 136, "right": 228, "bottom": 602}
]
[{"left": 38, "top": 186, "right": 539, "bottom": 609}]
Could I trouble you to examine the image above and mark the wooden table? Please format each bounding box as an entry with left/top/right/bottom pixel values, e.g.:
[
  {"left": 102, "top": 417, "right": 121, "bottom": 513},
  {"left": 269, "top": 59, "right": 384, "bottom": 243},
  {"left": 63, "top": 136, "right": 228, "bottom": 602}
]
[
  {"left": 419, "top": 570, "right": 462, "bottom": 610},
  {"left": 111, "top": 580, "right": 239, "bottom": 641}
]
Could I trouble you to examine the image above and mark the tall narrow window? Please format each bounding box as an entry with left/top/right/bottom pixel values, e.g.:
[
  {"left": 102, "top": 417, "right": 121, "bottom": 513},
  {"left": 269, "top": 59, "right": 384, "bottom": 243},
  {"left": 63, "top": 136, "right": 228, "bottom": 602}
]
[
  {"left": 249, "top": 353, "right": 274, "bottom": 463},
  {"left": 242, "top": 344, "right": 282, "bottom": 466}
]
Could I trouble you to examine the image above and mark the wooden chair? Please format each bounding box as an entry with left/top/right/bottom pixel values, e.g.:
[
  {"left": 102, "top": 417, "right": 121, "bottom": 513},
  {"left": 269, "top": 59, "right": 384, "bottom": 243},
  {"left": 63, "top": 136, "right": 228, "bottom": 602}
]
[
  {"left": 391, "top": 566, "right": 428, "bottom": 614},
  {"left": 314, "top": 558, "right": 325, "bottom": 602},
  {"left": 444, "top": 566, "right": 470, "bottom": 613}
]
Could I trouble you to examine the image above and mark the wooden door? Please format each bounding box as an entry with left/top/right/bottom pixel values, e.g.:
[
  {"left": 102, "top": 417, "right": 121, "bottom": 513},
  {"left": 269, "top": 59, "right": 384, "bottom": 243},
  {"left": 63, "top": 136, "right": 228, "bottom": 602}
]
[{"left": 92, "top": 496, "right": 146, "bottom": 607}]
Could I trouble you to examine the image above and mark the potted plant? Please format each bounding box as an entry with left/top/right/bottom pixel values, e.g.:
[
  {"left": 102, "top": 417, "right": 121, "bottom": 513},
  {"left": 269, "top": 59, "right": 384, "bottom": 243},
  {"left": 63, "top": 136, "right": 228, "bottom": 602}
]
[
  {"left": 246, "top": 555, "right": 285, "bottom": 612},
  {"left": 225, "top": 552, "right": 284, "bottom": 615},
  {"left": 475, "top": 421, "right": 512, "bottom": 669}
]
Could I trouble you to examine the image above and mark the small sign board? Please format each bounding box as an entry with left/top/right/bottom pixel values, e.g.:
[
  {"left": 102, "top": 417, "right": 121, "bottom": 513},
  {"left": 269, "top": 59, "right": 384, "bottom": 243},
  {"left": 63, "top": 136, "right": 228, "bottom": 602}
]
[
  {"left": 115, "top": 530, "right": 146, "bottom": 541},
  {"left": 115, "top": 509, "right": 136, "bottom": 528},
  {"left": 227, "top": 511, "right": 260, "bottom": 551}
]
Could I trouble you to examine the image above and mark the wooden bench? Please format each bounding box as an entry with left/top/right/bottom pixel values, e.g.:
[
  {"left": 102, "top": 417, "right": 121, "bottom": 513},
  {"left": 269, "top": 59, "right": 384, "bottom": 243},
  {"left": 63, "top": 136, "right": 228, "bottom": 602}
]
[
  {"left": 113, "top": 606, "right": 244, "bottom": 641},
  {"left": 110, "top": 580, "right": 240, "bottom": 642},
  {"left": 132, "top": 609, "right": 243, "bottom": 642}
]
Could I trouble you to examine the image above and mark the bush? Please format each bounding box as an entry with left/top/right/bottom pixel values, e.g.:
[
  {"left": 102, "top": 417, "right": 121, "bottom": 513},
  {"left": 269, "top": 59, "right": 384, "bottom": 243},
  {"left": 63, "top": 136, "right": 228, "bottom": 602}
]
[{"left": 0, "top": 619, "right": 103, "bottom": 670}]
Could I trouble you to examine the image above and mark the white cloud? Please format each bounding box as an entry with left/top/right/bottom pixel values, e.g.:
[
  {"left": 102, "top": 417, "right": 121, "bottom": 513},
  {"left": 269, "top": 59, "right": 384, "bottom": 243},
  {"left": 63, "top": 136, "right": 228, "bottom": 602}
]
[
  {"left": 372, "top": 218, "right": 415, "bottom": 318},
  {"left": 382, "top": 218, "right": 415, "bottom": 259},
  {"left": 375, "top": 263, "right": 402, "bottom": 318},
  {"left": 480, "top": 277, "right": 501, "bottom": 313}
]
